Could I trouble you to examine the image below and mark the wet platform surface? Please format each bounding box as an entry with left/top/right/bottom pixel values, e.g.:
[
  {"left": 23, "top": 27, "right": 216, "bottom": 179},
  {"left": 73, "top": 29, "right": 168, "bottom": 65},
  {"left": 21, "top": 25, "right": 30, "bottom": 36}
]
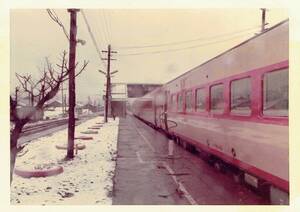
[{"left": 112, "top": 115, "right": 269, "bottom": 205}]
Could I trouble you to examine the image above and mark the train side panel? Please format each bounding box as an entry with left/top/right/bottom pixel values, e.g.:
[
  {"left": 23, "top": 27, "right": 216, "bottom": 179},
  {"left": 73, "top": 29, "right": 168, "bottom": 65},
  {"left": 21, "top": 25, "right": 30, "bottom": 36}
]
[{"left": 131, "top": 20, "right": 289, "bottom": 196}]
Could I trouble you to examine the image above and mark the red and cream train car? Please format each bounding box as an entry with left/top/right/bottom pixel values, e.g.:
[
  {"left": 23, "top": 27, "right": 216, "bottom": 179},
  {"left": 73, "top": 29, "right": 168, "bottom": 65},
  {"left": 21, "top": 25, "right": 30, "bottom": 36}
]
[{"left": 132, "top": 20, "right": 289, "bottom": 204}]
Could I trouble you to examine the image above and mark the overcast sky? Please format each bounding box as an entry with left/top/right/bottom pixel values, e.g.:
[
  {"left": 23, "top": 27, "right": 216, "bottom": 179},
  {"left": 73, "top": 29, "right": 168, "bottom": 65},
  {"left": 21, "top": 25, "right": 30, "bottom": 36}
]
[{"left": 10, "top": 9, "right": 288, "bottom": 103}]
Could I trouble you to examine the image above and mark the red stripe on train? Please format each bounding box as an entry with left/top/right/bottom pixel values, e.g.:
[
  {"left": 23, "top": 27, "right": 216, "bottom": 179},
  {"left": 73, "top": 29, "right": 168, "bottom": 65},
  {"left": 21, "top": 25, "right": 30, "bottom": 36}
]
[{"left": 174, "top": 132, "right": 289, "bottom": 192}]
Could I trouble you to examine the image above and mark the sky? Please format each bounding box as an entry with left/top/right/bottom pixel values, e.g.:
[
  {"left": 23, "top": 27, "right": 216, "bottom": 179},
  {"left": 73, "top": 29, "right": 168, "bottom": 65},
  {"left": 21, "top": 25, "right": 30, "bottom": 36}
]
[{"left": 10, "top": 8, "right": 288, "bottom": 103}]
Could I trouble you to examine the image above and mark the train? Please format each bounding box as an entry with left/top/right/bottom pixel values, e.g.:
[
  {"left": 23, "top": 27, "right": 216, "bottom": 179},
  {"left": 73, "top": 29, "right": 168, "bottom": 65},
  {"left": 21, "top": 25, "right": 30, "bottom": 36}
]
[{"left": 131, "top": 19, "right": 289, "bottom": 204}]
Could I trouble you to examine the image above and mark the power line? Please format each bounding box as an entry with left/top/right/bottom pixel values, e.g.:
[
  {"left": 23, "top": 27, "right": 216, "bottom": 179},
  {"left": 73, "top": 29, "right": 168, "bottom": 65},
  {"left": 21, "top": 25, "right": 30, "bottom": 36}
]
[
  {"left": 98, "top": 10, "right": 110, "bottom": 45},
  {"left": 118, "top": 31, "right": 256, "bottom": 56},
  {"left": 117, "top": 25, "right": 260, "bottom": 50},
  {"left": 95, "top": 11, "right": 108, "bottom": 46},
  {"left": 80, "top": 10, "right": 107, "bottom": 69},
  {"left": 105, "top": 10, "right": 113, "bottom": 44},
  {"left": 46, "top": 9, "right": 70, "bottom": 40},
  {"left": 93, "top": 13, "right": 109, "bottom": 50},
  {"left": 102, "top": 10, "right": 112, "bottom": 44}
]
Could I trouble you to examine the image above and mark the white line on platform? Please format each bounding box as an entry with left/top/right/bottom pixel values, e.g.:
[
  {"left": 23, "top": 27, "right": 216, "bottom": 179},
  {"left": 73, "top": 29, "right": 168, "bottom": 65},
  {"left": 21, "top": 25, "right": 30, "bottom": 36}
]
[
  {"left": 162, "top": 161, "right": 198, "bottom": 205},
  {"left": 132, "top": 118, "right": 197, "bottom": 205},
  {"left": 133, "top": 122, "right": 155, "bottom": 152},
  {"left": 136, "top": 151, "right": 145, "bottom": 163}
]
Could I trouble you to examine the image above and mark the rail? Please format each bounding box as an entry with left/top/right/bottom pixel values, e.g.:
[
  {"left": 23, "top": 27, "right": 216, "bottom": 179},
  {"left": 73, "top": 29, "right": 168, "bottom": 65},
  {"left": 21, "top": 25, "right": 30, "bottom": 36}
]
[
  {"left": 21, "top": 119, "right": 69, "bottom": 136},
  {"left": 20, "top": 113, "right": 100, "bottom": 136}
]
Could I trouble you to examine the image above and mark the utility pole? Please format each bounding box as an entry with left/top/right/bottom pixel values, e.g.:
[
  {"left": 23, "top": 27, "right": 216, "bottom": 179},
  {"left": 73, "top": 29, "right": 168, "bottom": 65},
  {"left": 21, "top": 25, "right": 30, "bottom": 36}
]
[
  {"left": 101, "top": 44, "right": 117, "bottom": 122},
  {"left": 60, "top": 82, "right": 67, "bottom": 115},
  {"left": 260, "top": 8, "right": 268, "bottom": 32},
  {"left": 67, "top": 8, "right": 79, "bottom": 159}
]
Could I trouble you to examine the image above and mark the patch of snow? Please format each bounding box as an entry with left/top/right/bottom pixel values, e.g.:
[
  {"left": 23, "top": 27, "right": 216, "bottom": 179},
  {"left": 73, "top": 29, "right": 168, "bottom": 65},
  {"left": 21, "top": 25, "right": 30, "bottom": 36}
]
[
  {"left": 43, "top": 107, "right": 65, "bottom": 120},
  {"left": 82, "top": 109, "right": 93, "bottom": 115},
  {"left": 11, "top": 116, "right": 119, "bottom": 205}
]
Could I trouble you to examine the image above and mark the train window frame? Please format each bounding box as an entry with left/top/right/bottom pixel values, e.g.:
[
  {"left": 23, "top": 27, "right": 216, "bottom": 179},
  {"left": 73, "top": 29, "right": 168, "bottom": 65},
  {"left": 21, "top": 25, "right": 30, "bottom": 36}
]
[
  {"left": 262, "top": 68, "right": 288, "bottom": 117},
  {"left": 195, "top": 87, "right": 206, "bottom": 112},
  {"left": 177, "top": 92, "right": 183, "bottom": 112},
  {"left": 210, "top": 83, "right": 225, "bottom": 114},
  {"left": 142, "top": 99, "right": 153, "bottom": 109},
  {"left": 230, "top": 77, "right": 251, "bottom": 116},
  {"left": 185, "top": 90, "right": 193, "bottom": 113},
  {"left": 170, "top": 94, "right": 176, "bottom": 112}
]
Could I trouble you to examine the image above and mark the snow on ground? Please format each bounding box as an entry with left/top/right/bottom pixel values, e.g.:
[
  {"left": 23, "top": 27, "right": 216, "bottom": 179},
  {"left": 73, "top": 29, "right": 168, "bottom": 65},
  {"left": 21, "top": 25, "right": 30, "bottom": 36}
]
[
  {"left": 43, "top": 107, "right": 64, "bottom": 119},
  {"left": 11, "top": 116, "right": 119, "bottom": 205}
]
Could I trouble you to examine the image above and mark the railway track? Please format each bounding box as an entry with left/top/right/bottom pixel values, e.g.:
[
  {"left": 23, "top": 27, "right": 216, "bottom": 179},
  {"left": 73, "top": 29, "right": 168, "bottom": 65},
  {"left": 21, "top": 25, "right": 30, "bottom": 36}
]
[
  {"left": 20, "top": 113, "right": 102, "bottom": 137},
  {"left": 21, "top": 118, "right": 69, "bottom": 137}
]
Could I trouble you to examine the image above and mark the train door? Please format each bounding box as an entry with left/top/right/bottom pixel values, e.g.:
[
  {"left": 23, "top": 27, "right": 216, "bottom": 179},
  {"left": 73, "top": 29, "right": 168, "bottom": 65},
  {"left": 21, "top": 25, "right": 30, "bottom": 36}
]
[
  {"left": 158, "top": 98, "right": 164, "bottom": 129},
  {"left": 163, "top": 90, "right": 169, "bottom": 132},
  {"left": 154, "top": 91, "right": 165, "bottom": 129}
]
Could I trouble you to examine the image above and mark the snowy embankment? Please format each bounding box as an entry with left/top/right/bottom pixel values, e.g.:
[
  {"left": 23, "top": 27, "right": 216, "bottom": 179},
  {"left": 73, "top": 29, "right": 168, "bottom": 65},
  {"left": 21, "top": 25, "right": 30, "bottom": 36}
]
[{"left": 11, "top": 116, "right": 119, "bottom": 205}]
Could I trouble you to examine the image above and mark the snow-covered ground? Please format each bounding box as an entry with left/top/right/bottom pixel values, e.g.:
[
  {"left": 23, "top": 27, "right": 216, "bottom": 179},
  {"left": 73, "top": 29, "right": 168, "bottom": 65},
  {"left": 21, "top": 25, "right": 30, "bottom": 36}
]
[
  {"left": 11, "top": 116, "right": 119, "bottom": 205},
  {"left": 43, "top": 107, "right": 65, "bottom": 119}
]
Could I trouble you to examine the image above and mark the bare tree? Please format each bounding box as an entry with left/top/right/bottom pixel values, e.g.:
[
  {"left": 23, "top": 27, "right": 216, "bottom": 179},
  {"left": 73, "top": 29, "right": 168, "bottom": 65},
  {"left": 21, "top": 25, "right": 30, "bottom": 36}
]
[{"left": 10, "top": 51, "right": 88, "bottom": 183}]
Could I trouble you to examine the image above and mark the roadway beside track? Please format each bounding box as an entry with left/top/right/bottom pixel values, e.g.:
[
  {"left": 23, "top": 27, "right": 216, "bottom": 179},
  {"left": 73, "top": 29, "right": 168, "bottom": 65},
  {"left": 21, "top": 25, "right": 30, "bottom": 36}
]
[{"left": 112, "top": 115, "right": 269, "bottom": 205}]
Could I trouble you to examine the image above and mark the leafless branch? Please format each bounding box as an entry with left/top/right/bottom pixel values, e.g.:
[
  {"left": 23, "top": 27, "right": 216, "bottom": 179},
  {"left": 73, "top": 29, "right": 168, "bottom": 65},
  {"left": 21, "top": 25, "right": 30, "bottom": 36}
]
[
  {"left": 16, "top": 73, "right": 32, "bottom": 94},
  {"left": 46, "top": 9, "right": 70, "bottom": 41},
  {"left": 63, "top": 60, "right": 89, "bottom": 82},
  {"left": 11, "top": 51, "right": 88, "bottom": 123},
  {"left": 76, "top": 60, "right": 89, "bottom": 77}
]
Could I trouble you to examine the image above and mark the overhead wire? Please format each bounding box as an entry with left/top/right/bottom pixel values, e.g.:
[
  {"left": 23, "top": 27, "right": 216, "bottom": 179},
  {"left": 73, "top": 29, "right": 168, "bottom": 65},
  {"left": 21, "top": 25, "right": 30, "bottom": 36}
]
[
  {"left": 118, "top": 30, "right": 258, "bottom": 56},
  {"left": 80, "top": 9, "right": 107, "bottom": 69},
  {"left": 103, "top": 10, "right": 112, "bottom": 44},
  {"left": 117, "top": 25, "right": 261, "bottom": 50},
  {"left": 100, "top": 10, "right": 117, "bottom": 70},
  {"left": 98, "top": 10, "right": 110, "bottom": 45},
  {"left": 94, "top": 12, "right": 108, "bottom": 47},
  {"left": 46, "top": 9, "right": 70, "bottom": 41},
  {"left": 93, "top": 12, "right": 109, "bottom": 50},
  {"left": 105, "top": 10, "right": 113, "bottom": 44}
]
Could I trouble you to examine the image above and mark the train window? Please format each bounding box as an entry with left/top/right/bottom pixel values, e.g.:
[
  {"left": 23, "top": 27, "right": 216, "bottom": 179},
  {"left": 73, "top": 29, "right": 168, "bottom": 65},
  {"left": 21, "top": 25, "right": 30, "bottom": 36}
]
[
  {"left": 195, "top": 88, "right": 205, "bottom": 111},
  {"left": 171, "top": 94, "right": 176, "bottom": 111},
  {"left": 263, "top": 68, "right": 288, "bottom": 116},
  {"left": 185, "top": 91, "right": 193, "bottom": 112},
  {"left": 143, "top": 100, "right": 152, "bottom": 109},
  {"left": 178, "top": 93, "right": 183, "bottom": 112},
  {"left": 210, "top": 84, "right": 224, "bottom": 113},
  {"left": 231, "top": 78, "right": 251, "bottom": 115}
]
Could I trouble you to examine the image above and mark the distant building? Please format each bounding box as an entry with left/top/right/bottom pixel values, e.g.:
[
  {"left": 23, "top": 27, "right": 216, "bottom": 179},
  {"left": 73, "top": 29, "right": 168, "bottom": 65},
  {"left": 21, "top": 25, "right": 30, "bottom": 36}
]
[
  {"left": 81, "top": 103, "right": 98, "bottom": 113},
  {"left": 45, "top": 100, "right": 62, "bottom": 108},
  {"left": 127, "top": 83, "right": 162, "bottom": 98},
  {"left": 108, "top": 83, "right": 162, "bottom": 117}
]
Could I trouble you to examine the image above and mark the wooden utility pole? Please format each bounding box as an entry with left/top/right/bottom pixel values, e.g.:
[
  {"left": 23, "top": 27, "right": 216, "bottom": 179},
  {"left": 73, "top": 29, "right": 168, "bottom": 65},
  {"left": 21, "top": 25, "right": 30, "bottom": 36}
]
[
  {"left": 260, "top": 8, "right": 268, "bottom": 32},
  {"left": 60, "top": 82, "right": 67, "bottom": 115},
  {"left": 67, "top": 8, "right": 79, "bottom": 159},
  {"left": 104, "top": 45, "right": 111, "bottom": 123},
  {"left": 101, "top": 44, "right": 117, "bottom": 122}
]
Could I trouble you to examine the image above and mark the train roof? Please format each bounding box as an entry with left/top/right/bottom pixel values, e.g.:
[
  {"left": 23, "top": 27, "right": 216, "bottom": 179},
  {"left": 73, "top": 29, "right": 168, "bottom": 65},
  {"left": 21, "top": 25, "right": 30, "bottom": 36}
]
[{"left": 164, "top": 19, "right": 289, "bottom": 86}]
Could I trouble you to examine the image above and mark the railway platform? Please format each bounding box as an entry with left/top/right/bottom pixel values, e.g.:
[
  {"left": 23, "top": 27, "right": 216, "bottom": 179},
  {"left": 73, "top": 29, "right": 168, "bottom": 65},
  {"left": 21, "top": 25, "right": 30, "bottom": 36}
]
[{"left": 112, "top": 115, "right": 269, "bottom": 205}]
